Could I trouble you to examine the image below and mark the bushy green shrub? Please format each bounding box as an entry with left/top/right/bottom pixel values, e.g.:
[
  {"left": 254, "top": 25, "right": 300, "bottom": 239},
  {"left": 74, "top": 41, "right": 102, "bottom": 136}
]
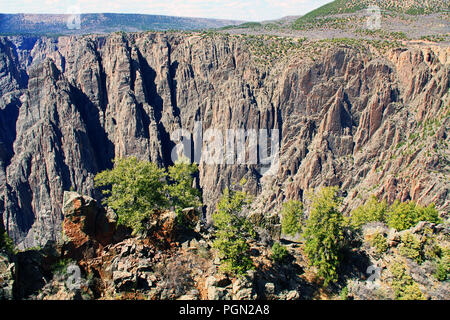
[
  {"left": 339, "top": 286, "right": 349, "bottom": 300},
  {"left": 399, "top": 282, "right": 426, "bottom": 300},
  {"left": 280, "top": 200, "right": 304, "bottom": 237},
  {"left": 303, "top": 186, "right": 345, "bottom": 286},
  {"left": 389, "top": 259, "right": 426, "bottom": 300},
  {"left": 350, "top": 197, "right": 442, "bottom": 232},
  {"left": 350, "top": 196, "right": 388, "bottom": 229},
  {"left": 398, "top": 232, "right": 422, "bottom": 263},
  {"left": 165, "top": 159, "right": 202, "bottom": 228},
  {"left": 0, "top": 231, "right": 14, "bottom": 254},
  {"left": 95, "top": 157, "right": 169, "bottom": 235},
  {"left": 271, "top": 242, "right": 288, "bottom": 264},
  {"left": 166, "top": 159, "right": 201, "bottom": 210},
  {"left": 386, "top": 201, "right": 441, "bottom": 231},
  {"left": 369, "top": 232, "right": 388, "bottom": 255},
  {"left": 421, "top": 228, "right": 442, "bottom": 261},
  {"left": 434, "top": 248, "right": 449, "bottom": 282},
  {"left": 95, "top": 157, "right": 202, "bottom": 235},
  {"left": 212, "top": 186, "right": 255, "bottom": 276}
]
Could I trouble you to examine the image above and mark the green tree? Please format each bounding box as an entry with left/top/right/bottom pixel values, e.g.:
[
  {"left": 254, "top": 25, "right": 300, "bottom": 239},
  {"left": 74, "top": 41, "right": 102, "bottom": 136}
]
[
  {"left": 0, "top": 219, "right": 14, "bottom": 254},
  {"left": 281, "top": 200, "right": 304, "bottom": 237},
  {"left": 434, "top": 247, "right": 450, "bottom": 281},
  {"left": 94, "top": 157, "right": 168, "bottom": 235},
  {"left": 369, "top": 232, "right": 388, "bottom": 255},
  {"left": 389, "top": 259, "right": 426, "bottom": 300},
  {"left": 0, "top": 231, "right": 14, "bottom": 254},
  {"left": 398, "top": 232, "right": 422, "bottom": 263},
  {"left": 339, "top": 286, "right": 349, "bottom": 300},
  {"left": 303, "top": 186, "right": 345, "bottom": 286},
  {"left": 387, "top": 201, "right": 441, "bottom": 231},
  {"left": 350, "top": 196, "right": 388, "bottom": 229},
  {"left": 271, "top": 242, "right": 288, "bottom": 264},
  {"left": 415, "top": 203, "right": 442, "bottom": 225},
  {"left": 165, "top": 158, "right": 202, "bottom": 226},
  {"left": 212, "top": 187, "right": 255, "bottom": 276}
]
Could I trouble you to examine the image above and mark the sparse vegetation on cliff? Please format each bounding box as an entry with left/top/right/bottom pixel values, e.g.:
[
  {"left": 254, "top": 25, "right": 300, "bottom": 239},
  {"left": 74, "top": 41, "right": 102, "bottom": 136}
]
[
  {"left": 271, "top": 242, "right": 289, "bottom": 264},
  {"left": 350, "top": 196, "right": 442, "bottom": 231},
  {"left": 94, "top": 157, "right": 169, "bottom": 235},
  {"left": 212, "top": 184, "right": 255, "bottom": 276},
  {"left": 303, "top": 187, "right": 346, "bottom": 287},
  {"left": 94, "top": 157, "right": 201, "bottom": 235},
  {"left": 281, "top": 200, "right": 304, "bottom": 237},
  {"left": 0, "top": 231, "right": 14, "bottom": 254}
]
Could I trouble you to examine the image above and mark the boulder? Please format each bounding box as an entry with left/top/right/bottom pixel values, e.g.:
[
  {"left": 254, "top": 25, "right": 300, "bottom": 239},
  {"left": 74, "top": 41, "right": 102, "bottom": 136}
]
[
  {"left": 62, "top": 191, "right": 117, "bottom": 259},
  {"left": 178, "top": 292, "right": 200, "bottom": 300},
  {"left": 207, "top": 286, "right": 231, "bottom": 300},
  {"left": 147, "top": 211, "right": 178, "bottom": 246},
  {"left": 232, "top": 271, "right": 257, "bottom": 300},
  {"left": 286, "top": 290, "right": 300, "bottom": 300},
  {"left": 113, "top": 270, "right": 136, "bottom": 292},
  {"left": 264, "top": 282, "right": 275, "bottom": 296}
]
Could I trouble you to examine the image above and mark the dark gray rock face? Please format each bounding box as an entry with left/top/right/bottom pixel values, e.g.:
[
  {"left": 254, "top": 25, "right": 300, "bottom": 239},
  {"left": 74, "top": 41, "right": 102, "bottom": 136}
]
[{"left": 0, "top": 33, "right": 448, "bottom": 249}]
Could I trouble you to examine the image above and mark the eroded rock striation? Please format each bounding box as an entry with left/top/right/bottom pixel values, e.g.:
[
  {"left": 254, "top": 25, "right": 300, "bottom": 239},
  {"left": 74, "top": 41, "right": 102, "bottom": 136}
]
[{"left": 0, "top": 33, "right": 448, "bottom": 249}]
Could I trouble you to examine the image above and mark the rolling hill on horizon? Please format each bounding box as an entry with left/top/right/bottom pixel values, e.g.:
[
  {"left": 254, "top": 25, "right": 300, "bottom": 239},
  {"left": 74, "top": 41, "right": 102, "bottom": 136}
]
[
  {"left": 0, "top": 13, "right": 243, "bottom": 35},
  {"left": 293, "top": 0, "right": 450, "bottom": 27},
  {"left": 300, "top": 0, "right": 449, "bottom": 18}
]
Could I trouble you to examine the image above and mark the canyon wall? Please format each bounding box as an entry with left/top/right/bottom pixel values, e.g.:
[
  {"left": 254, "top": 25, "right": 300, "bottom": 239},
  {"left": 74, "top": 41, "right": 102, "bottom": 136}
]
[{"left": 0, "top": 33, "right": 448, "bottom": 249}]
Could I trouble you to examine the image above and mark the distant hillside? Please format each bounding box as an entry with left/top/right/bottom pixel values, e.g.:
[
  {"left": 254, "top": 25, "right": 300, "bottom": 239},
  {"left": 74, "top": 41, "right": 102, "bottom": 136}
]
[
  {"left": 0, "top": 13, "right": 243, "bottom": 35},
  {"left": 294, "top": 0, "right": 450, "bottom": 25}
]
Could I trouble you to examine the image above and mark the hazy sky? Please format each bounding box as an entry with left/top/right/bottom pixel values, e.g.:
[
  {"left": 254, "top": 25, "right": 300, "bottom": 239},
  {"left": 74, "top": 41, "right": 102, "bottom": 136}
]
[{"left": 0, "top": 0, "right": 333, "bottom": 21}]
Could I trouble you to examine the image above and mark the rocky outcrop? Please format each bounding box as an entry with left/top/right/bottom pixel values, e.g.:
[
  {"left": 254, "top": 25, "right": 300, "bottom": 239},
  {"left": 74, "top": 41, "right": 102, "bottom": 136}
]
[
  {"left": 3, "top": 189, "right": 448, "bottom": 300},
  {"left": 61, "top": 192, "right": 118, "bottom": 261},
  {"left": 347, "top": 221, "right": 450, "bottom": 300},
  {"left": 0, "top": 32, "right": 448, "bottom": 249}
]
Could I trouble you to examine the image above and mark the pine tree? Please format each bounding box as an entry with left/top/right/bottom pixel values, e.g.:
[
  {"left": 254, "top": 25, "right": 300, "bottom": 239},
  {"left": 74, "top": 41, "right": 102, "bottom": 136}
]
[
  {"left": 165, "top": 158, "right": 202, "bottom": 227},
  {"left": 303, "top": 186, "right": 345, "bottom": 286},
  {"left": 212, "top": 185, "right": 255, "bottom": 276},
  {"left": 281, "top": 200, "right": 304, "bottom": 237},
  {"left": 94, "top": 157, "right": 168, "bottom": 235}
]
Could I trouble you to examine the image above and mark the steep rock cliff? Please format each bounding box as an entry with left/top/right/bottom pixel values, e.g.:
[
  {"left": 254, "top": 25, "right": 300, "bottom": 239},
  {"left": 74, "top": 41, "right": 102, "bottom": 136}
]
[{"left": 0, "top": 33, "right": 448, "bottom": 248}]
